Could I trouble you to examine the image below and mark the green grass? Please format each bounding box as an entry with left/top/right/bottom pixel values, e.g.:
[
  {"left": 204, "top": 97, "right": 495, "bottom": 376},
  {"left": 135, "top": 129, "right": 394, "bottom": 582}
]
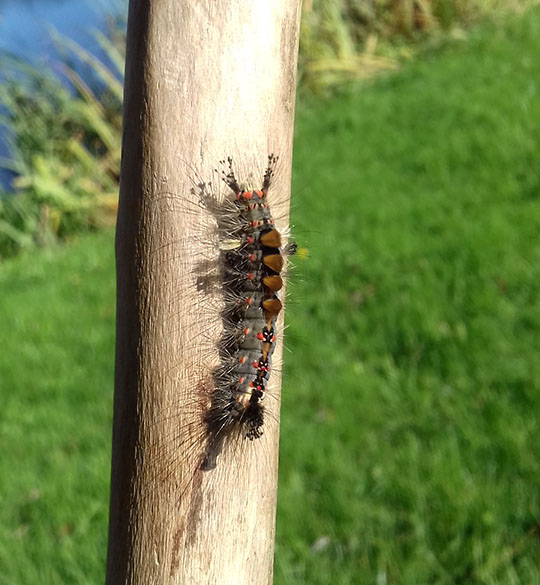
[
  {"left": 2, "top": 8, "right": 540, "bottom": 584},
  {"left": 280, "top": 10, "right": 540, "bottom": 585},
  {"left": 0, "top": 231, "right": 115, "bottom": 584}
]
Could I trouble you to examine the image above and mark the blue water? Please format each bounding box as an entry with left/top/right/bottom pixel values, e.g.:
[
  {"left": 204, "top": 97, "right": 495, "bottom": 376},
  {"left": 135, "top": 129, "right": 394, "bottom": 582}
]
[
  {"left": 1, "top": 0, "right": 102, "bottom": 61},
  {"left": 0, "top": 0, "right": 127, "bottom": 189}
]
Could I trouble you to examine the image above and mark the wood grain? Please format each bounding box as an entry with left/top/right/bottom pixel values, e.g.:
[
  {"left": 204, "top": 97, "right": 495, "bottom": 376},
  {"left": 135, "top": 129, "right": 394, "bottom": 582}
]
[{"left": 105, "top": 1, "right": 301, "bottom": 583}]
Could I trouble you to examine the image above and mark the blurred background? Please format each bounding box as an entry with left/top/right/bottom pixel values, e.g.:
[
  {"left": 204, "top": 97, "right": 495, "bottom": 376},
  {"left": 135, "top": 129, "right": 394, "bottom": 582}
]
[{"left": 1, "top": 1, "right": 539, "bottom": 583}]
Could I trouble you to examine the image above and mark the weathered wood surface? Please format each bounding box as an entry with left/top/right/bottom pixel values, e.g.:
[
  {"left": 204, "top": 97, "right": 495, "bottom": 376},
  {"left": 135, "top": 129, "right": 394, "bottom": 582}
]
[{"left": 105, "top": 1, "right": 301, "bottom": 583}]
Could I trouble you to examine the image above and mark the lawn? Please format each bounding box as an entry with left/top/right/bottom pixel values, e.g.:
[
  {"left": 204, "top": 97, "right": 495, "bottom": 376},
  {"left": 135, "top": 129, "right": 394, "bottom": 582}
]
[
  {"left": 0, "top": 231, "right": 115, "bottom": 583},
  {"left": 2, "top": 7, "right": 540, "bottom": 584}
]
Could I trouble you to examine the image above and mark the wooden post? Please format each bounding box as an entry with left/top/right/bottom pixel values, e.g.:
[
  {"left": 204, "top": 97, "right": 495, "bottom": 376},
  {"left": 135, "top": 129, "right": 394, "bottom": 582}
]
[{"left": 105, "top": 1, "right": 301, "bottom": 583}]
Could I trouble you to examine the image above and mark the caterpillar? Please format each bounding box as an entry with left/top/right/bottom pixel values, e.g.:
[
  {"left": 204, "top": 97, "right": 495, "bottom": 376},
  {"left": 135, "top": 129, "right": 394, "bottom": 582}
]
[{"left": 194, "top": 154, "right": 296, "bottom": 469}]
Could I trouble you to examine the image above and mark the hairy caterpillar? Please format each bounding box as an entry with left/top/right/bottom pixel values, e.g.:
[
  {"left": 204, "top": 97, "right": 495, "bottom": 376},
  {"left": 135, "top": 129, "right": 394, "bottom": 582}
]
[
  {"left": 143, "top": 152, "right": 296, "bottom": 510},
  {"left": 194, "top": 154, "right": 296, "bottom": 469}
]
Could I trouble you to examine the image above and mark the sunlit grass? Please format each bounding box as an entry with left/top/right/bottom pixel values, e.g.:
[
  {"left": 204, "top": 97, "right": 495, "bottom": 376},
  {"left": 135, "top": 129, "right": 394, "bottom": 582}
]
[
  {"left": 0, "top": 231, "right": 115, "bottom": 584},
  {"left": 0, "top": 33, "right": 123, "bottom": 258},
  {"left": 278, "top": 8, "right": 540, "bottom": 584}
]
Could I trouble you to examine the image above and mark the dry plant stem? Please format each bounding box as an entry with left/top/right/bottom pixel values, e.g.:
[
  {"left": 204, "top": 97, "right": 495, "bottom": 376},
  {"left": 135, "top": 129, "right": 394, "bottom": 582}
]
[{"left": 106, "top": 1, "right": 301, "bottom": 584}]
